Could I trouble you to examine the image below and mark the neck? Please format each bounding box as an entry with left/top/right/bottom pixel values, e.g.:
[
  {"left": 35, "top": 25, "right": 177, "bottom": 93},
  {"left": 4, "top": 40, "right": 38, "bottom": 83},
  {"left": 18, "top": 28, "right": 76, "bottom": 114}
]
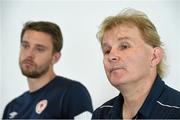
[
  {"left": 119, "top": 73, "right": 157, "bottom": 119},
  {"left": 27, "top": 69, "right": 56, "bottom": 93}
]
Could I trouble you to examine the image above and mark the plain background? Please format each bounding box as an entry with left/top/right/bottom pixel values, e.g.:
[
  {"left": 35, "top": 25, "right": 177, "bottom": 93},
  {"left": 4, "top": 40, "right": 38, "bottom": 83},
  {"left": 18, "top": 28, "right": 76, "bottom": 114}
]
[{"left": 0, "top": 0, "right": 180, "bottom": 117}]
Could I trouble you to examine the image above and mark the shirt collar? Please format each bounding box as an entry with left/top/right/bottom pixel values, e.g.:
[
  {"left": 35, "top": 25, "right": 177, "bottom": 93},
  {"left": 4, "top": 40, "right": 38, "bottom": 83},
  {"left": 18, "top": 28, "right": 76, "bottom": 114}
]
[
  {"left": 110, "top": 94, "right": 123, "bottom": 118},
  {"left": 138, "top": 74, "right": 166, "bottom": 118}
]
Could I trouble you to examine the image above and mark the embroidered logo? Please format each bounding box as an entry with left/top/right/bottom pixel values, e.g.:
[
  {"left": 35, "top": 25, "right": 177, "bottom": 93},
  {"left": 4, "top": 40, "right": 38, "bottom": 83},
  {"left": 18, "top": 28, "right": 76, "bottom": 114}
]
[
  {"left": 35, "top": 99, "right": 48, "bottom": 114},
  {"left": 9, "top": 111, "right": 18, "bottom": 119}
]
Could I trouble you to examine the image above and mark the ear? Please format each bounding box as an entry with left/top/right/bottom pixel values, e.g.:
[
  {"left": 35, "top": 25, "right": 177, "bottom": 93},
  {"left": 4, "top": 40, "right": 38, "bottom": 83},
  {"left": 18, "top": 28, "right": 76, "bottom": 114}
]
[
  {"left": 150, "top": 47, "right": 163, "bottom": 67},
  {"left": 52, "top": 52, "right": 61, "bottom": 64}
]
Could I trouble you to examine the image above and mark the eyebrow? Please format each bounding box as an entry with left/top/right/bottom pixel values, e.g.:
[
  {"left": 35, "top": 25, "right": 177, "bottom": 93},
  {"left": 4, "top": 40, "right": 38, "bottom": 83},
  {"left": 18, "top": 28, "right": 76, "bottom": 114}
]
[
  {"left": 35, "top": 44, "right": 48, "bottom": 49},
  {"left": 102, "top": 36, "right": 131, "bottom": 46},
  {"left": 21, "top": 40, "right": 48, "bottom": 49},
  {"left": 21, "top": 40, "right": 28, "bottom": 44},
  {"left": 117, "top": 36, "right": 131, "bottom": 41}
]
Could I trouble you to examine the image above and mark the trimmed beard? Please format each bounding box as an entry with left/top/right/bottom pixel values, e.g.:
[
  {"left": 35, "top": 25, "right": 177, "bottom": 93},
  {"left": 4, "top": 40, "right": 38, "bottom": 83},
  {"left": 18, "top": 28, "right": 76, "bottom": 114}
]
[{"left": 19, "top": 60, "right": 50, "bottom": 78}]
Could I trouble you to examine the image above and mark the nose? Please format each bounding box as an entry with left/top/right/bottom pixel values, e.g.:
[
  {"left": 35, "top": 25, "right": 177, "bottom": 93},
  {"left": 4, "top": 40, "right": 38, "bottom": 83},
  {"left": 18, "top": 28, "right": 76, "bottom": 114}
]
[
  {"left": 108, "top": 49, "right": 119, "bottom": 62},
  {"left": 25, "top": 48, "right": 35, "bottom": 59}
]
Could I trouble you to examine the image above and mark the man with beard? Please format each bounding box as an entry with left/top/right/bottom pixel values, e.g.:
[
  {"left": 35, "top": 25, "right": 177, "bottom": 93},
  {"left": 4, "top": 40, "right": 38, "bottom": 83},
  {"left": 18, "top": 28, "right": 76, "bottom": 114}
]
[
  {"left": 92, "top": 8, "right": 180, "bottom": 119},
  {"left": 3, "top": 21, "right": 93, "bottom": 119}
]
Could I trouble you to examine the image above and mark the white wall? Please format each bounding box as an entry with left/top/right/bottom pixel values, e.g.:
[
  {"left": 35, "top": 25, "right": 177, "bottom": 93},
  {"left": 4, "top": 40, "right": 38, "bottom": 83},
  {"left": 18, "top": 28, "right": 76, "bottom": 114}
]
[
  {"left": 0, "top": 0, "right": 3, "bottom": 117},
  {"left": 1, "top": 0, "right": 180, "bottom": 117}
]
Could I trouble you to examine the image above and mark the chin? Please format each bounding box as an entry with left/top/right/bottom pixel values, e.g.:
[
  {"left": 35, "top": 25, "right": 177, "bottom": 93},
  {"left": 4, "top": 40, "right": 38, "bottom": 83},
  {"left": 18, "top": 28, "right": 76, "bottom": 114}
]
[
  {"left": 109, "top": 77, "right": 125, "bottom": 87},
  {"left": 109, "top": 70, "right": 127, "bottom": 83}
]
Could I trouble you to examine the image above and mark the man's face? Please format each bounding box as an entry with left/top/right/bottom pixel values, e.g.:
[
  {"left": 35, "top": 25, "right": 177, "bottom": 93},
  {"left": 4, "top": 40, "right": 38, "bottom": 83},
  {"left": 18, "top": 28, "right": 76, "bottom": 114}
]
[
  {"left": 102, "top": 24, "right": 155, "bottom": 88},
  {"left": 19, "top": 30, "right": 56, "bottom": 78}
]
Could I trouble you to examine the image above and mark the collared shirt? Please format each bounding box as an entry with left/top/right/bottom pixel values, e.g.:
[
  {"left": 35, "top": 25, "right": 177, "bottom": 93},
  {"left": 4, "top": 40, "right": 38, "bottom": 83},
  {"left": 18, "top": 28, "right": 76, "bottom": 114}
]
[{"left": 92, "top": 75, "right": 180, "bottom": 119}]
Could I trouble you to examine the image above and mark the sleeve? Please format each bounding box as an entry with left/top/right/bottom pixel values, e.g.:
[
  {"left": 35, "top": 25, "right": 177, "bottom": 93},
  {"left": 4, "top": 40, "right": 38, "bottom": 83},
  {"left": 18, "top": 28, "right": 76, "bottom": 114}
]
[
  {"left": 2, "top": 105, "right": 9, "bottom": 119},
  {"left": 62, "top": 82, "right": 93, "bottom": 119},
  {"left": 2, "top": 102, "right": 12, "bottom": 119}
]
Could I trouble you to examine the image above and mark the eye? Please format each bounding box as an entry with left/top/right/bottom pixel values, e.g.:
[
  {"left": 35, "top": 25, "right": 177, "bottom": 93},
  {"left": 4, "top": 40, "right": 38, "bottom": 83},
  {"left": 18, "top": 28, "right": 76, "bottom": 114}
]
[
  {"left": 102, "top": 47, "right": 111, "bottom": 55},
  {"left": 103, "top": 49, "right": 110, "bottom": 55},
  {"left": 119, "top": 42, "right": 130, "bottom": 50},
  {"left": 36, "top": 47, "right": 46, "bottom": 52},
  {"left": 21, "top": 43, "right": 29, "bottom": 49}
]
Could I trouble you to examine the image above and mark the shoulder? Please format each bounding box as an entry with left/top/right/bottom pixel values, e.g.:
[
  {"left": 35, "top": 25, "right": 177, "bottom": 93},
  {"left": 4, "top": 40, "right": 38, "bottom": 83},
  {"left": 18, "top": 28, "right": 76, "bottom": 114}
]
[
  {"left": 3, "top": 91, "right": 29, "bottom": 118},
  {"left": 100, "top": 96, "right": 119, "bottom": 107},
  {"left": 153, "top": 75, "right": 180, "bottom": 109},
  {"left": 153, "top": 85, "right": 180, "bottom": 118},
  {"left": 5, "top": 91, "right": 29, "bottom": 107},
  {"left": 92, "top": 96, "right": 119, "bottom": 119},
  {"left": 160, "top": 84, "right": 180, "bottom": 106},
  {"left": 53, "top": 76, "right": 86, "bottom": 89},
  {"left": 54, "top": 76, "right": 91, "bottom": 100},
  {"left": 56, "top": 77, "right": 93, "bottom": 117},
  {"left": 49, "top": 76, "right": 89, "bottom": 94}
]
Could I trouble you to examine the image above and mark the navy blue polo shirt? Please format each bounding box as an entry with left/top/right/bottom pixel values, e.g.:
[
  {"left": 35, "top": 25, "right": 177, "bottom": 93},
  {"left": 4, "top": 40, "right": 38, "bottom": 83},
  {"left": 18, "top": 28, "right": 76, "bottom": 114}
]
[
  {"left": 92, "top": 74, "right": 180, "bottom": 119},
  {"left": 3, "top": 76, "right": 93, "bottom": 119}
]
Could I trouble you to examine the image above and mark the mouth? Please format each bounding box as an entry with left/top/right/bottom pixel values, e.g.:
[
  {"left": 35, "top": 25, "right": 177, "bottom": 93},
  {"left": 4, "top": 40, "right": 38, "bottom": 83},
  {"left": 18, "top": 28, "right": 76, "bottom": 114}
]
[
  {"left": 22, "top": 60, "right": 34, "bottom": 67},
  {"left": 109, "top": 65, "right": 126, "bottom": 74},
  {"left": 110, "top": 67, "right": 123, "bottom": 73}
]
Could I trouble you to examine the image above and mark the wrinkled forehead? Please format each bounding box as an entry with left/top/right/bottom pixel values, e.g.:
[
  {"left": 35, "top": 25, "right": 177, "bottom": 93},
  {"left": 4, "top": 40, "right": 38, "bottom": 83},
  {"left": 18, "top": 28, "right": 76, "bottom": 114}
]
[
  {"left": 101, "top": 24, "right": 143, "bottom": 44},
  {"left": 101, "top": 22, "right": 141, "bottom": 43}
]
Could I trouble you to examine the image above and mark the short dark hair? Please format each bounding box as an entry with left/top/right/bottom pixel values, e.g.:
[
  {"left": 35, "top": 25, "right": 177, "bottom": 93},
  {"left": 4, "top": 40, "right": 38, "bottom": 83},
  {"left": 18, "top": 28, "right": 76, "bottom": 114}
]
[{"left": 21, "top": 21, "right": 63, "bottom": 53}]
